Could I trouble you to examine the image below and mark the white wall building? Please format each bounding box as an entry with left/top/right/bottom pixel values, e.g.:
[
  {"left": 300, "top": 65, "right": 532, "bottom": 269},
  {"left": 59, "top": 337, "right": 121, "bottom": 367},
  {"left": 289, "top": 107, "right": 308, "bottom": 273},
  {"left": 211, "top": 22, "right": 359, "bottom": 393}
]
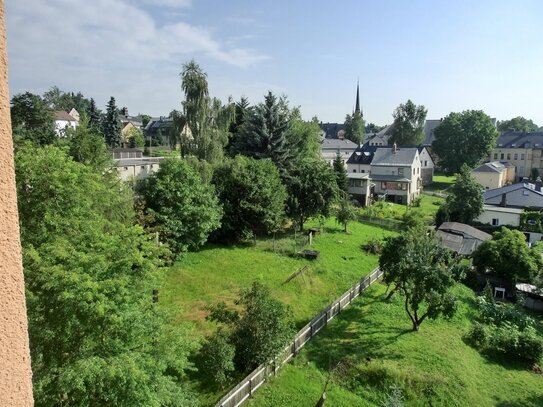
[
  {"left": 54, "top": 110, "right": 79, "bottom": 137},
  {"left": 115, "top": 157, "right": 163, "bottom": 182}
]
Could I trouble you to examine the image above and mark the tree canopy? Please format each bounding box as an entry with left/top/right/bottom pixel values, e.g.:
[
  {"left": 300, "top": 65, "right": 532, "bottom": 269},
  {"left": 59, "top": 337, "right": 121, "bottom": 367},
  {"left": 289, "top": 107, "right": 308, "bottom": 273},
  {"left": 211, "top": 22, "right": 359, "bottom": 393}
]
[
  {"left": 432, "top": 110, "right": 498, "bottom": 174},
  {"left": 388, "top": 100, "right": 427, "bottom": 146},
  {"left": 212, "top": 156, "right": 287, "bottom": 241},
  {"left": 473, "top": 227, "right": 543, "bottom": 286},
  {"left": 380, "top": 232, "right": 459, "bottom": 331},
  {"left": 11, "top": 91, "right": 56, "bottom": 145},
  {"left": 137, "top": 158, "right": 222, "bottom": 256},
  {"left": 435, "top": 165, "right": 484, "bottom": 225},
  {"left": 497, "top": 117, "right": 539, "bottom": 133},
  {"left": 344, "top": 111, "right": 365, "bottom": 144},
  {"left": 285, "top": 159, "right": 338, "bottom": 230},
  {"left": 332, "top": 151, "right": 348, "bottom": 193},
  {"left": 16, "top": 145, "right": 196, "bottom": 406},
  {"left": 102, "top": 96, "right": 122, "bottom": 148}
]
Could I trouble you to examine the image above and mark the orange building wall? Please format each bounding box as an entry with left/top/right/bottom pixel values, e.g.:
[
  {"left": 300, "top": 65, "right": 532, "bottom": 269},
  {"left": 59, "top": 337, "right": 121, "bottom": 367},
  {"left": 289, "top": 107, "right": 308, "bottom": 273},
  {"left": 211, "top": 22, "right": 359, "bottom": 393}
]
[{"left": 0, "top": 0, "right": 34, "bottom": 404}]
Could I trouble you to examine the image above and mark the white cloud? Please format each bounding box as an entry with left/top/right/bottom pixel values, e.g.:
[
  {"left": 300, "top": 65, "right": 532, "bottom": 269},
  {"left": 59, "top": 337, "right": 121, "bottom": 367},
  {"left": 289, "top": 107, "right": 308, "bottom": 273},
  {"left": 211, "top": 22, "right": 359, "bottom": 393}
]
[{"left": 5, "top": 0, "right": 269, "bottom": 114}]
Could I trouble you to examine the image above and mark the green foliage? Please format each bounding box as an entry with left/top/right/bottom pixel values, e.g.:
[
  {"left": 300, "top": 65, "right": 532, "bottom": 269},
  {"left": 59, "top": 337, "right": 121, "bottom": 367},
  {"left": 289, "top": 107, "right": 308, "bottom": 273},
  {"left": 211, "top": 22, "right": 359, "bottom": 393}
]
[
  {"left": 232, "top": 91, "right": 291, "bottom": 173},
  {"left": 181, "top": 59, "right": 209, "bottom": 156},
  {"left": 127, "top": 127, "right": 145, "bottom": 148},
  {"left": 103, "top": 96, "right": 122, "bottom": 147},
  {"left": 67, "top": 118, "right": 112, "bottom": 172},
  {"left": 362, "top": 238, "right": 383, "bottom": 254},
  {"left": 232, "top": 282, "right": 295, "bottom": 371},
  {"left": 335, "top": 196, "right": 357, "bottom": 232},
  {"left": 16, "top": 145, "right": 196, "bottom": 406},
  {"left": 201, "top": 329, "right": 236, "bottom": 388},
  {"left": 333, "top": 152, "right": 348, "bottom": 193},
  {"left": 228, "top": 96, "right": 250, "bottom": 144},
  {"left": 399, "top": 211, "right": 426, "bottom": 232},
  {"left": 11, "top": 91, "right": 56, "bottom": 145},
  {"left": 286, "top": 117, "right": 322, "bottom": 160},
  {"left": 15, "top": 145, "right": 133, "bottom": 248},
  {"left": 520, "top": 210, "right": 543, "bottom": 233},
  {"left": 432, "top": 110, "right": 499, "bottom": 174},
  {"left": 344, "top": 111, "right": 365, "bottom": 144},
  {"left": 497, "top": 116, "right": 539, "bottom": 133},
  {"left": 88, "top": 98, "right": 102, "bottom": 132},
  {"left": 388, "top": 100, "right": 427, "bottom": 146},
  {"left": 381, "top": 383, "right": 405, "bottom": 407},
  {"left": 489, "top": 324, "right": 543, "bottom": 364},
  {"left": 137, "top": 158, "right": 222, "bottom": 257},
  {"left": 207, "top": 282, "right": 295, "bottom": 373},
  {"left": 435, "top": 165, "right": 483, "bottom": 225},
  {"left": 285, "top": 159, "right": 339, "bottom": 230},
  {"left": 43, "top": 86, "right": 93, "bottom": 115},
  {"left": 464, "top": 323, "right": 490, "bottom": 349},
  {"left": 212, "top": 156, "right": 287, "bottom": 241},
  {"left": 474, "top": 296, "right": 535, "bottom": 330},
  {"left": 379, "top": 232, "right": 458, "bottom": 330},
  {"left": 472, "top": 227, "right": 543, "bottom": 286}
]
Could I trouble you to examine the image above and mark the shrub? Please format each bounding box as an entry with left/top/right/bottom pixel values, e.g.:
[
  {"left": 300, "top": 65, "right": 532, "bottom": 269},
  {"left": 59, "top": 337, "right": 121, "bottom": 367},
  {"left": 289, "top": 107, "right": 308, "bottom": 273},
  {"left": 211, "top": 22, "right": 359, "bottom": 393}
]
[
  {"left": 464, "top": 323, "right": 489, "bottom": 349},
  {"left": 475, "top": 297, "right": 535, "bottom": 330},
  {"left": 363, "top": 239, "right": 383, "bottom": 254},
  {"left": 201, "top": 329, "right": 236, "bottom": 388},
  {"left": 410, "top": 196, "right": 422, "bottom": 207},
  {"left": 490, "top": 325, "right": 543, "bottom": 363}
]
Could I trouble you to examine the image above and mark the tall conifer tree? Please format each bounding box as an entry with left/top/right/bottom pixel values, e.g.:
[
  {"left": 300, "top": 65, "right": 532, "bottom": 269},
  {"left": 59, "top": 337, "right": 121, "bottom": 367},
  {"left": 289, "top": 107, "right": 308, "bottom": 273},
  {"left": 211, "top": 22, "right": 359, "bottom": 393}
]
[{"left": 103, "top": 96, "right": 122, "bottom": 148}]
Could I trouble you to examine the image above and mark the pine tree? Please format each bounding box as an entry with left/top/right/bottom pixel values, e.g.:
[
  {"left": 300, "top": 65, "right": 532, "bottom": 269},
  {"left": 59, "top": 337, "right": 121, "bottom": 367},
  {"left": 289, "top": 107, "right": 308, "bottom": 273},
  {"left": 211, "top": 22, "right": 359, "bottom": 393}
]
[
  {"left": 88, "top": 98, "right": 101, "bottom": 132},
  {"left": 344, "top": 111, "right": 365, "bottom": 144},
  {"left": 102, "top": 96, "right": 122, "bottom": 148},
  {"left": 333, "top": 151, "right": 348, "bottom": 193}
]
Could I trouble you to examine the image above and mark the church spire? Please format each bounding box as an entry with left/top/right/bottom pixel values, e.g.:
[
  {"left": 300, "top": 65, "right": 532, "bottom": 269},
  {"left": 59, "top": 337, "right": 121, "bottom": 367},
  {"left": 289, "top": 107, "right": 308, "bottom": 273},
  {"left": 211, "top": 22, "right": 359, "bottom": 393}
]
[{"left": 355, "top": 79, "right": 361, "bottom": 116}]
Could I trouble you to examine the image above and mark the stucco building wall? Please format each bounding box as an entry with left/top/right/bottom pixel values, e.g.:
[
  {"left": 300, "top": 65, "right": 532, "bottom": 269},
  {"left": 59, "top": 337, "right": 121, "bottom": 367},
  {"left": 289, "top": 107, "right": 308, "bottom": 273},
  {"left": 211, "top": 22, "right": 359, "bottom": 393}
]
[{"left": 0, "top": 1, "right": 34, "bottom": 404}]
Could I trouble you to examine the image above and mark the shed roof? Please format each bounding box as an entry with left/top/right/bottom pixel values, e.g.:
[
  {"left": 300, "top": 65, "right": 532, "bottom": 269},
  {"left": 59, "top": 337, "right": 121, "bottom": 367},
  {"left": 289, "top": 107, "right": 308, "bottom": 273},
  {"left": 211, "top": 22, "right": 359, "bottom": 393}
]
[
  {"left": 54, "top": 110, "right": 77, "bottom": 121},
  {"left": 371, "top": 147, "right": 418, "bottom": 166}
]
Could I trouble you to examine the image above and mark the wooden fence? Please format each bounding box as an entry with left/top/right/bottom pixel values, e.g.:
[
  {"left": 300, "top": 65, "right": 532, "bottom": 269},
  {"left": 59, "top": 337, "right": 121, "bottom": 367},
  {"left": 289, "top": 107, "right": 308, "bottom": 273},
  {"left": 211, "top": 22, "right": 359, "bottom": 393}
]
[
  {"left": 358, "top": 216, "right": 402, "bottom": 231},
  {"left": 215, "top": 267, "right": 383, "bottom": 407}
]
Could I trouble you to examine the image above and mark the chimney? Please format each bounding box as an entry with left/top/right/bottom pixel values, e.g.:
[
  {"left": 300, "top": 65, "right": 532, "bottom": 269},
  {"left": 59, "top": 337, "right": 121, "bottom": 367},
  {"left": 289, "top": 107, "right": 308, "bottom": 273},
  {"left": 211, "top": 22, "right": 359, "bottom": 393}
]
[
  {"left": 392, "top": 142, "right": 398, "bottom": 154},
  {"left": 121, "top": 107, "right": 128, "bottom": 116},
  {"left": 536, "top": 176, "right": 542, "bottom": 192},
  {"left": 500, "top": 193, "right": 507, "bottom": 207}
]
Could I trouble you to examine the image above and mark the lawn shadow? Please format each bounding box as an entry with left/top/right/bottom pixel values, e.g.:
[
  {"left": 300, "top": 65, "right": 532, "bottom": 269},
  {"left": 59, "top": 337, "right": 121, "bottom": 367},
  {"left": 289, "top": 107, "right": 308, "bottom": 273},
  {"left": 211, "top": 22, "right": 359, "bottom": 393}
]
[{"left": 494, "top": 393, "right": 543, "bottom": 407}]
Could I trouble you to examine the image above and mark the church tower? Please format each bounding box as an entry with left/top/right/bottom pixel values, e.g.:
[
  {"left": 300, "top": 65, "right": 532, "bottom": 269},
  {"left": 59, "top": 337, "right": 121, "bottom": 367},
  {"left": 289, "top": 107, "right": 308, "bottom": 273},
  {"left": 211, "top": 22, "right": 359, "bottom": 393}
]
[{"left": 355, "top": 80, "right": 362, "bottom": 117}]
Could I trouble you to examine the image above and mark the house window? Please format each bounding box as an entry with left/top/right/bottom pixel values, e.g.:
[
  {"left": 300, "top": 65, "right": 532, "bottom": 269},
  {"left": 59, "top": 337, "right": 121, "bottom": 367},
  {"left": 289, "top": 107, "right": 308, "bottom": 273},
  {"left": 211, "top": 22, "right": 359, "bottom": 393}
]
[
  {"left": 381, "top": 182, "right": 387, "bottom": 189},
  {"left": 398, "top": 168, "right": 404, "bottom": 176},
  {"left": 500, "top": 153, "right": 504, "bottom": 159},
  {"left": 141, "top": 166, "right": 145, "bottom": 170},
  {"left": 514, "top": 153, "right": 518, "bottom": 160},
  {"left": 412, "top": 168, "right": 415, "bottom": 175},
  {"left": 361, "top": 169, "right": 365, "bottom": 173},
  {"left": 353, "top": 169, "right": 357, "bottom": 173},
  {"left": 521, "top": 153, "right": 525, "bottom": 160},
  {"left": 523, "top": 190, "right": 530, "bottom": 196},
  {"left": 123, "top": 166, "right": 128, "bottom": 170},
  {"left": 519, "top": 166, "right": 525, "bottom": 175},
  {"left": 492, "top": 218, "right": 499, "bottom": 226},
  {"left": 424, "top": 160, "right": 428, "bottom": 166},
  {"left": 493, "top": 153, "right": 498, "bottom": 159},
  {"left": 507, "top": 153, "right": 511, "bottom": 160}
]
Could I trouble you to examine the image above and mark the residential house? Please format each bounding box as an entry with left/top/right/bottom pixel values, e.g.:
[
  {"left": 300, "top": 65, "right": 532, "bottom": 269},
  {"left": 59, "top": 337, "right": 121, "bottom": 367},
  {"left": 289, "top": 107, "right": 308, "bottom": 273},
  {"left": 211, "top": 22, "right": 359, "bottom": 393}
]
[
  {"left": 121, "top": 122, "right": 142, "bottom": 145},
  {"left": 320, "top": 138, "right": 358, "bottom": 166},
  {"left": 471, "top": 161, "right": 513, "bottom": 190},
  {"left": 144, "top": 116, "right": 173, "bottom": 145},
  {"left": 475, "top": 180, "right": 543, "bottom": 229},
  {"left": 347, "top": 173, "right": 371, "bottom": 206},
  {"left": 370, "top": 145, "right": 422, "bottom": 205},
  {"left": 346, "top": 143, "right": 377, "bottom": 174},
  {"left": 436, "top": 222, "right": 491, "bottom": 255},
  {"left": 54, "top": 109, "right": 78, "bottom": 136},
  {"left": 68, "top": 108, "right": 80, "bottom": 122},
  {"left": 417, "top": 146, "right": 434, "bottom": 185},
  {"left": 490, "top": 131, "right": 543, "bottom": 181},
  {"left": 119, "top": 107, "right": 144, "bottom": 129},
  {"left": 366, "top": 125, "right": 392, "bottom": 146},
  {"left": 319, "top": 122, "right": 346, "bottom": 140}
]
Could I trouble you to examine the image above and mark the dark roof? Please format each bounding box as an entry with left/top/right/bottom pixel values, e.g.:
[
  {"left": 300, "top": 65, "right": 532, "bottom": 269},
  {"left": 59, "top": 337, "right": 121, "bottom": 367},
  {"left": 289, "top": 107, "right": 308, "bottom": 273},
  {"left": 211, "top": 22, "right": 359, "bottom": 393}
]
[
  {"left": 119, "top": 114, "right": 143, "bottom": 126},
  {"left": 346, "top": 143, "right": 378, "bottom": 164},
  {"left": 321, "top": 138, "right": 358, "bottom": 150},
  {"left": 372, "top": 147, "right": 419, "bottom": 166},
  {"left": 145, "top": 117, "right": 173, "bottom": 136},
  {"left": 472, "top": 161, "right": 506, "bottom": 173},
  {"left": 54, "top": 110, "right": 77, "bottom": 121},
  {"left": 436, "top": 222, "right": 491, "bottom": 255},
  {"left": 320, "top": 122, "right": 346, "bottom": 139},
  {"left": 495, "top": 131, "right": 543, "bottom": 149},
  {"left": 438, "top": 222, "right": 492, "bottom": 242},
  {"left": 484, "top": 182, "right": 543, "bottom": 209}
]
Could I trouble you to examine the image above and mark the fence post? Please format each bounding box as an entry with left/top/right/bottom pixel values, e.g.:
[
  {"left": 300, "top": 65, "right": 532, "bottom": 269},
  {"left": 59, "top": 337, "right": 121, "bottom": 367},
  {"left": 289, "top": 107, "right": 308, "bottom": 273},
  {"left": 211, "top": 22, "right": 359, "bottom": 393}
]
[
  {"left": 249, "top": 377, "right": 252, "bottom": 397},
  {"left": 310, "top": 322, "right": 313, "bottom": 338}
]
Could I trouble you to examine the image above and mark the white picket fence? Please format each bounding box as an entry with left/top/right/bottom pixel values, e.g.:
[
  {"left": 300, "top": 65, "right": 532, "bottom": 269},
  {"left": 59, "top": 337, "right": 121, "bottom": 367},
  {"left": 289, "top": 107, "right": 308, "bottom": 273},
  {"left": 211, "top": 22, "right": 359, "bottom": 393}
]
[{"left": 215, "top": 267, "right": 383, "bottom": 407}]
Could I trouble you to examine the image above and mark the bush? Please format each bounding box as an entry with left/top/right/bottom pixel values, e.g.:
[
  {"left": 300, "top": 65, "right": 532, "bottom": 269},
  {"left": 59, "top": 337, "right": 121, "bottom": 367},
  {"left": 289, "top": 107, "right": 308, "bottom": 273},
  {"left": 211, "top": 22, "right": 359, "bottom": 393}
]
[
  {"left": 363, "top": 239, "right": 383, "bottom": 254},
  {"left": 201, "top": 329, "right": 236, "bottom": 388},
  {"left": 410, "top": 196, "right": 422, "bottom": 207},
  {"left": 464, "top": 323, "right": 489, "bottom": 349},
  {"left": 490, "top": 325, "right": 543, "bottom": 364},
  {"left": 475, "top": 297, "right": 535, "bottom": 330}
]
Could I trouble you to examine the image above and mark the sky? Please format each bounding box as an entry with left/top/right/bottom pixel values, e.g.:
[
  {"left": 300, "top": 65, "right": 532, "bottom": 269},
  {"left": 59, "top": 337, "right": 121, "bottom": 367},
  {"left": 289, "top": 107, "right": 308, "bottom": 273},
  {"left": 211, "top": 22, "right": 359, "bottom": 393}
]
[{"left": 6, "top": 0, "right": 543, "bottom": 125}]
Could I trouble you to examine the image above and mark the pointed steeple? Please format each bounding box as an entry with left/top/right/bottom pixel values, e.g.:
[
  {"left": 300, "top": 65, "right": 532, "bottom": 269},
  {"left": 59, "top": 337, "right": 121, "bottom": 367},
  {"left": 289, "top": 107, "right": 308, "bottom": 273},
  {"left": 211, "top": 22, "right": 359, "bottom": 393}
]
[{"left": 355, "top": 79, "right": 361, "bottom": 115}]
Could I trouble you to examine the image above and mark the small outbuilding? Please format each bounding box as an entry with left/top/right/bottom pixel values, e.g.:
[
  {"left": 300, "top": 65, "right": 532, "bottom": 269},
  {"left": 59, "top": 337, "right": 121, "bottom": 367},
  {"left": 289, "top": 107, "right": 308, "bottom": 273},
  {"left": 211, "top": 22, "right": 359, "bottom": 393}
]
[{"left": 435, "top": 222, "right": 492, "bottom": 256}]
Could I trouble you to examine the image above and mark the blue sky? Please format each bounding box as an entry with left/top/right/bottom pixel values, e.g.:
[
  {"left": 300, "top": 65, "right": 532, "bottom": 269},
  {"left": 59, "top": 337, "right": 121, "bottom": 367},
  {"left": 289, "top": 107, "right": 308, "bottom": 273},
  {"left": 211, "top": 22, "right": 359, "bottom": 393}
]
[{"left": 6, "top": 0, "right": 543, "bottom": 125}]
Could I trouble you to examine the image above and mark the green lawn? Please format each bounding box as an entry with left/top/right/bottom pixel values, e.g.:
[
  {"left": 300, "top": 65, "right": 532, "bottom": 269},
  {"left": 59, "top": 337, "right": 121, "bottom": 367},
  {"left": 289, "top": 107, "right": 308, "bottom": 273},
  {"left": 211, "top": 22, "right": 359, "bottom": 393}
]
[
  {"left": 161, "top": 219, "right": 396, "bottom": 336},
  {"left": 360, "top": 194, "right": 444, "bottom": 224},
  {"left": 248, "top": 283, "right": 543, "bottom": 407},
  {"left": 424, "top": 173, "right": 455, "bottom": 193}
]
